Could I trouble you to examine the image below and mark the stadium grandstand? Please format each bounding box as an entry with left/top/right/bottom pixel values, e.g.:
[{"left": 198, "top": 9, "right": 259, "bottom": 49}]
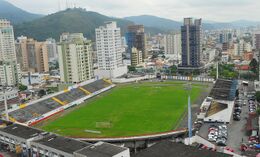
[
  {"left": 6, "top": 79, "right": 114, "bottom": 126},
  {"left": 198, "top": 79, "right": 238, "bottom": 123},
  {"left": 209, "top": 79, "right": 237, "bottom": 101}
]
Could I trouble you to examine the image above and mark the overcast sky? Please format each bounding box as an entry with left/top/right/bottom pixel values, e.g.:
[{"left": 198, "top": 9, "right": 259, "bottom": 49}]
[{"left": 6, "top": 0, "right": 260, "bottom": 22}]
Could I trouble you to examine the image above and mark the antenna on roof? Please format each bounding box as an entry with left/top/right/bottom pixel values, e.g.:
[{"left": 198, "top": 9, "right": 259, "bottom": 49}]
[
  {"left": 58, "top": 0, "right": 61, "bottom": 11},
  {"left": 66, "top": 0, "right": 68, "bottom": 9}
]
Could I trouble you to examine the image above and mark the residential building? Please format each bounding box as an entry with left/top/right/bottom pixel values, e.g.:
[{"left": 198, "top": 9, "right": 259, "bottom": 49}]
[
  {"left": 57, "top": 33, "right": 93, "bottom": 83},
  {"left": 0, "top": 87, "right": 19, "bottom": 111},
  {"left": 31, "top": 134, "right": 91, "bottom": 157},
  {"left": 0, "top": 19, "right": 21, "bottom": 86},
  {"left": 219, "top": 31, "right": 232, "bottom": 44},
  {"left": 0, "top": 123, "right": 45, "bottom": 157},
  {"left": 16, "top": 36, "right": 49, "bottom": 73},
  {"left": 95, "top": 22, "right": 127, "bottom": 78},
  {"left": 46, "top": 38, "right": 58, "bottom": 62},
  {"left": 0, "top": 122, "right": 130, "bottom": 157},
  {"left": 243, "top": 52, "right": 253, "bottom": 61},
  {"left": 125, "top": 25, "right": 146, "bottom": 62},
  {"left": 180, "top": 18, "right": 202, "bottom": 68},
  {"left": 131, "top": 47, "right": 142, "bottom": 66},
  {"left": 163, "top": 33, "right": 182, "bottom": 61},
  {"left": 233, "top": 40, "right": 252, "bottom": 56},
  {"left": 253, "top": 31, "right": 260, "bottom": 50}
]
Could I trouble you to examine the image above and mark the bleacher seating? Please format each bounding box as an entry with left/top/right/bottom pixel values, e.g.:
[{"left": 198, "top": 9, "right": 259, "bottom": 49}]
[
  {"left": 209, "top": 79, "right": 237, "bottom": 101},
  {"left": 55, "top": 88, "right": 86, "bottom": 103},
  {"left": 8, "top": 79, "right": 113, "bottom": 124},
  {"left": 81, "top": 79, "right": 111, "bottom": 93}
]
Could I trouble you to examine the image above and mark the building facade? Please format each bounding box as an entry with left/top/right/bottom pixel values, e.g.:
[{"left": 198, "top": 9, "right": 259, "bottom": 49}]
[
  {"left": 181, "top": 18, "right": 202, "bottom": 68},
  {"left": 254, "top": 32, "right": 260, "bottom": 50},
  {"left": 164, "top": 33, "right": 182, "bottom": 61},
  {"left": 131, "top": 47, "right": 143, "bottom": 66},
  {"left": 95, "top": 22, "right": 127, "bottom": 78},
  {"left": 16, "top": 36, "right": 49, "bottom": 73},
  {"left": 46, "top": 38, "right": 58, "bottom": 62},
  {"left": 0, "top": 19, "right": 20, "bottom": 86},
  {"left": 126, "top": 25, "right": 146, "bottom": 63},
  {"left": 58, "top": 33, "right": 93, "bottom": 83}
]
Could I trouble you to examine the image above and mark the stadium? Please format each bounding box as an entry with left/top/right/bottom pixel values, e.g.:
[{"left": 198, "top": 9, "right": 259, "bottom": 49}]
[{"left": 5, "top": 78, "right": 209, "bottom": 138}]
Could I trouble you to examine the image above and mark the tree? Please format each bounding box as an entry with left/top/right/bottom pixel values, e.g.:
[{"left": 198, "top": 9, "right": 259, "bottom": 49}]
[
  {"left": 169, "top": 65, "right": 178, "bottom": 75},
  {"left": 250, "top": 58, "right": 258, "bottom": 73},
  {"left": 128, "top": 66, "right": 136, "bottom": 72},
  {"left": 257, "top": 108, "right": 260, "bottom": 116},
  {"left": 209, "top": 64, "right": 238, "bottom": 79},
  {"left": 38, "top": 90, "right": 46, "bottom": 97},
  {"left": 18, "top": 84, "right": 28, "bottom": 91},
  {"left": 256, "top": 91, "right": 260, "bottom": 103}
]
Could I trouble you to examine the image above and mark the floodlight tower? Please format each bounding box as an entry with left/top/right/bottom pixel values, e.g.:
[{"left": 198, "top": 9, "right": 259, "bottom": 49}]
[{"left": 185, "top": 82, "right": 192, "bottom": 144}]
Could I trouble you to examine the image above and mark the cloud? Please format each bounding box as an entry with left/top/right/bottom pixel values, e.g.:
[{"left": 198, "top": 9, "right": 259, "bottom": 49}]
[{"left": 5, "top": 0, "right": 260, "bottom": 22}]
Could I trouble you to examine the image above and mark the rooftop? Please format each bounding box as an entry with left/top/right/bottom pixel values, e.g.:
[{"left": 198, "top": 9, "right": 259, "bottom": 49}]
[
  {"left": 75, "top": 142, "right": 128, "bottom": 157},
  {"left": 0, "top": 123, "right": 44, "bottom": 139},
  {"left": 133, "top": 141, "right": 232, "bottom": 157},
  {"left": 34, "top": 134, "right": 91, "bottom": 154}
]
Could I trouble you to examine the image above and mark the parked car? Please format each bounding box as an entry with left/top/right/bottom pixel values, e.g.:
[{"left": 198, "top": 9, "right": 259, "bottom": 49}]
[
  {"left": 233, "top": 115, "right": 241, "bottom": 121},
  {"left": 216, "top": 138, "right": 227, "bottom": 146}
]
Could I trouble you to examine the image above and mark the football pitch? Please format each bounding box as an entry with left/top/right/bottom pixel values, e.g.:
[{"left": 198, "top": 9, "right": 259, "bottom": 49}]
[{"left": 41, "top": 81, "right": 207, "bottom": 138}]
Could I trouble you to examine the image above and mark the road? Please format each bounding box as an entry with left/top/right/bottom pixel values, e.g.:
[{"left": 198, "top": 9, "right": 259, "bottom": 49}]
[
  {"left": 226, "top": 82, "right": 250, "bottom": 154},
  {"left": 198, "top": 81, "right": 251, "bottom": 154}
]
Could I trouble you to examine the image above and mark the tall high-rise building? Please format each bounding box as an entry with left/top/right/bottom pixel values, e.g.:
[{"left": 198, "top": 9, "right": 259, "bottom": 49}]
[
  {"left": 57, "top": 33, "right": 93, "bottom": 83},
  {"left": 0, "top": 19, "right": 20, "bottom": 86},
  {"left": 181, "top": 18, "right": 202, "bottom": 68},
  {"left": 95, "top": 22, "right": 127, "bottom": 78},
  {"left": 163, "top": 33, "right": 182, "bottom": 62},
  {"left": 16, "top": 36, "right": 49, "bottom": 73},
  {"left": 46, "top": 38, "right": 58, "bottom": 62},
  {"left": 219, "top": 31, "right": 233, "bottom": 44},
  {"left": 125, "top": 25, "right": 146, "bottom": 63},
  {"left": 254, "top": 32, "right": 260, "bottom": 50}
]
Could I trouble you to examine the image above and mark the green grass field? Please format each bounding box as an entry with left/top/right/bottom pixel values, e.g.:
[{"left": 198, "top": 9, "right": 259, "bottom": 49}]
[{"left": 41, "top": 81, "right": 206, "bottom": 138}]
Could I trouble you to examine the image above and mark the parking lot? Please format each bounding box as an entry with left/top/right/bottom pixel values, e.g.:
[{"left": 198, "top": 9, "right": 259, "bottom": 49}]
[{"left": 198, "top": 81, "right": 254, "bottom": 154}]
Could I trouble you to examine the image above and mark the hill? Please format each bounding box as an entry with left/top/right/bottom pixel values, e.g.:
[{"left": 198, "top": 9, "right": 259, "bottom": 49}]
[
  {"left": 125, "top": 15, "right": 182, "bottom": 31},
  {"left": 125, "top": 15, "right": 260, "bottom": 31},
  {"left": 14, "top": 8, "right": 137, "bottom": 41},
  {"left": 0, "top": 0, "right": 43, "bottom": 24}
]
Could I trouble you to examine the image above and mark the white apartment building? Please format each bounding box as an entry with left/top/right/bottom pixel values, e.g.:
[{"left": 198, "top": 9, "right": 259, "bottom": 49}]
[
  {"left": 95, "top": 22, "right": 127, "bottom": 78},
  {"left": 164, "top": 33, "right": 182, "bottom": 61},
  {"left": 0, "top": 19, "right": 21, "bottom": 86},
  {"left": 233, "top": 39, "right": 252, "bottom": 56},
  {"left": 46, "top": 38, "right": 58, "bottom": 62},
  {"left": 58, "top": 33, "right": 93, "bottom": 83}
]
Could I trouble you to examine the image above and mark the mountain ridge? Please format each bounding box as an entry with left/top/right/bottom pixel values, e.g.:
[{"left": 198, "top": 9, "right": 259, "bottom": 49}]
[{"left": 0, "top": 0, "right": 43, "bottom": 24}]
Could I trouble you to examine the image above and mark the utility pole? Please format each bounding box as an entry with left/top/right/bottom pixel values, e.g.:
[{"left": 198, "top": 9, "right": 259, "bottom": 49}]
[{"left": 216, "top": 61, "right": 219, "bottom": 80}]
